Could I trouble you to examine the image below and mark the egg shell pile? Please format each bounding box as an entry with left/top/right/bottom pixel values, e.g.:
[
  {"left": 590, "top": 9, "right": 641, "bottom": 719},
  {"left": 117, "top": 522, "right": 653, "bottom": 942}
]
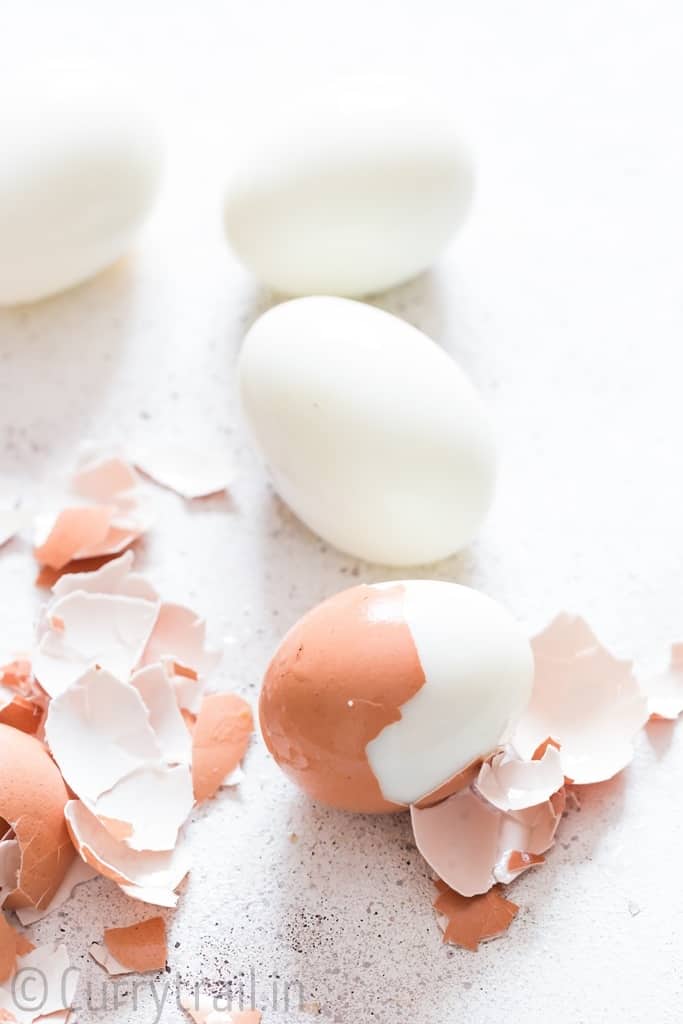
[{"left": 0, "top": 450, "right": 254, "bottom": 1021}]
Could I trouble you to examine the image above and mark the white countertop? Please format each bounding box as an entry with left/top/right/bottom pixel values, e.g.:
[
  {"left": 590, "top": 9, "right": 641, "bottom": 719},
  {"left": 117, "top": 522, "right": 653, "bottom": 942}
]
[{"left": 1, "top": 2, "right": 682, "bottom": 1021}]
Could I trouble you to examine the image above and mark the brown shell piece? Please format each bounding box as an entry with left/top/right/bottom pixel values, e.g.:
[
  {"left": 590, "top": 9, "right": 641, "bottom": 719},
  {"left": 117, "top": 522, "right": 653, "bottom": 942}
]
[{"left": 433, "top": 879, "right": 518, "bottom": 951}]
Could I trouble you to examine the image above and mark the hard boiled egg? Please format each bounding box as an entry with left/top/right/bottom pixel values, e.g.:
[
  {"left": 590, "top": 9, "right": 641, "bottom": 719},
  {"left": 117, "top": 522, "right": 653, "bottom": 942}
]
[
  {"left": 0, "top": 81, "right": 163, "bottom": 306},
  {"left": 259, "top": 581, "right": 533, "bottom": 813},
  {"left": 239, "top": 297, "right": 495, "bottom": 565},
  {"left": 224, "top": 77, "right": 474, "bottom": 296}
]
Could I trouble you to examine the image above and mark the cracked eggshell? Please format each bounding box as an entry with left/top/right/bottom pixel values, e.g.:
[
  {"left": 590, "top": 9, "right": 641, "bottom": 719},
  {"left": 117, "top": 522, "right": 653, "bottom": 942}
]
[
  {"left": 90, "top": 917, "right": 167, "bottom": 975},
  {"left": 33, "top": 589, "right": 160, "bottom": 697},
  {"left": 51, "top": 549, "right": 157, "bottom": 602},
  {"left": 131, "top": 663, "right": 193, "bottom": 766},
  {"left": 0, "top": 913, "right": 19, "bottom": 981},
  {"left": 411, "top": 784, "right": 564, "bottom": 896},
  {"left": 0, "top": 942, "right": 77, "bottom": 1022},
  {"left": 224, "top": 76, "right": 473, "bottom": 297},
  {"left": 0, "top": 724, "right": 74, "bottom": 911},
  {"left": 134, "top": 445, "right": 235, "bottom": 499},
  {"left": 513, "top": 614, "right": 649, "bottom": 783},
  {"left": 240, "top": 298, "right": 495, "bottom": 565},
  {"left": 475, "top": 745, "right": 564, "bottom": 812},
  {"left": 643, "top": 643, "right": 683, "bottom": 720},
  {"left": 33, "top": 505, "right": 116, "bottom": 570},
  {"left": 432, "top": 880, "right": 519, "bottom": 951},
  {"left": 192, "top": 693, "right": 254, "bottom": 803},
  {"left": 65, "top": 800, "right": 189, "bottom": 907},
  {"left": 0, "top": 79, "right": 163, "bottom": 306},
  {"left": 142, "top": 604, "right": 221, "bottom": 679},
  {"left": 259, "top": 581, "right": 533, "bottom": 812},
  {"left": 45, "top": 667, "right": 193, "bottom": 851}
]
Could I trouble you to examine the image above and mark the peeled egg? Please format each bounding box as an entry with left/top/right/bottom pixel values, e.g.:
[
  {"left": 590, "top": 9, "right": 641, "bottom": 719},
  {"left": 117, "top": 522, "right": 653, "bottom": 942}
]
[
  {"left": 0, "top": 724, "right": 73, "bottom": 909},
  {"left": 259, "top": 581, "right": 533, "bottom": 813},
  {"left": 224, "top": 77, "right": 474, "bottom": 296},
  {"left": 239, "top": 297, "right": 495, "bottom": 565},
  {"left": 0, "top": 82, "right": 163, "bottom": 306}
]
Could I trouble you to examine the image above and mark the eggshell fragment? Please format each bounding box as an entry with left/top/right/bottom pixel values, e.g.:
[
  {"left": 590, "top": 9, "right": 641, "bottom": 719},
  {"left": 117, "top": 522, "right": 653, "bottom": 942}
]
[
  {"left": 0, "top": 914, "right": 16, "bottom": 982},
  {"left": 239, "top": 297, "right": 495, "bottom": 565},
  {"left": 33, "top": 505, "right": 116, "bottom": 570},
  {"left": 45, "top": 668, "right": 160, "bottom": 801},
  {"left": 71, "top": 455, "right": 140, "bottom": 502},
  {"left": 46, "top": 668, "right": 193, "bottom": 851},
  {"left": 0, "top": 660, "right": 32, "bottom": 692},
  {"left": 0, "top": 724, "right": 74, "bottom": 910},
  {"left": 65, "top": 801, "right": 189, "bottom": 907},
  {"left": 411, "top": 784, "right": 564, "bottom": 896},
  {"left": 131, "top": 663, "right": 193, "bottom": 765},
  {"left": 180, "top": 996, "right": 261, "bottom": 1024},
  {"left": 475, "top": 745, "right": 564, "bottom": 811},
  {"left": 0, "top": 660, "right": 44, "bottom": 736},
  {"left": 33, "top": 451, "right": 154, "bottom": 573},
  {"left": 433, "top": 880, "right": 518, "bottom": 951},
  {"left": 134, "top": 446, "right": 235, "bottom": 499},
  {"left": 642, "top": 644, "right": 683, "bottom": 720},
  {"left": 0, "top": 943, "right": 77, "bottom": 1023},
  {"left": 513, "top": 614, "right": 649, "bottom": 783},
  {"left": 0, "top": 694, "right": 42, "bottom": 736},
  {"left": 94, "top": 764, "right": 193, "bottom": 852},
  {"left": 51, "top": 549, "right": 157, "bottom": 602},
  {"left": 34, "top": 589, "right": 159, "bottom": 697},
  {"left": 89, "top": 916, "right": 167, "bottom": 975},
  {"left": 192, "top": 694, "right": 254, "bottom": 803},
  {"left": 143, "top": 604, "right": 221, "bottom": 679}
]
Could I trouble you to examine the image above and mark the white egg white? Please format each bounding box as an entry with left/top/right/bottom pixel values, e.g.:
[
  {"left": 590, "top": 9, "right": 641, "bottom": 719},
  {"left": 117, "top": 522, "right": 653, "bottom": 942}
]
[
  {"left": 239, "top": 297, "right": 496, "bottom": 566},
  {"left": 0, "top": 80, "right": 163, "bottom": 305},
  {"left": 224, "top": 76, "right": 474, "bottom": 297}
]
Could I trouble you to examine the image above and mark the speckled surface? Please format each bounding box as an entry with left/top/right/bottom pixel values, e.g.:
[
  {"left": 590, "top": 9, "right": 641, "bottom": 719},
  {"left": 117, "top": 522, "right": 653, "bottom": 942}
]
[{"left": 1, "top": 1, "right": 683, "bottom": 1021}]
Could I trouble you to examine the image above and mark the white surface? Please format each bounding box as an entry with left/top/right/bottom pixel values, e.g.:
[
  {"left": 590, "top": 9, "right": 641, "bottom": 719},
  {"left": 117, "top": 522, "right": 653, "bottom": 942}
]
[
  {"left": 366, "top": 581, "right": 533, "bottom": 804},
  {"left": 1, "top": 1, "right": 682, "bottom": 1023},
  {"left": 239, "top": 298, "right": 495, "bottom": 564}
]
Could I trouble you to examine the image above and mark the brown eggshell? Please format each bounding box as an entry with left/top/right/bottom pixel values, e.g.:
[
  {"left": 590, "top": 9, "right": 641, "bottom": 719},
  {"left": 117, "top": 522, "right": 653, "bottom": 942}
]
[
  {"left": 259, "top": 583, "right": 425, "bottom": 813},
  {"left": 0, "top": 724, "right": 75, "bottom": 909},
  {"left": 192, "top": 693, "right": 254, "bottom": 804},
  {"left": 103, "top": 916, "right": 167, "bottom": 973}
]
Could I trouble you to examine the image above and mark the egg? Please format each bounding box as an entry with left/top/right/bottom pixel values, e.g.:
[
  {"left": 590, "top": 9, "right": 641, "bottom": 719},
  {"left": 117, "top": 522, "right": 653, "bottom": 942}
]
[
  {"left": 0, "top": 724, "right": 74, "bottom": 909},
  {"left": 224, "top": 77, "right": 474, "bottom": 296},
  {"left": 259, "top": 581, "right": 533, "bottom": 813},
  {"left": 0, "top": 81, "right": 163, "bottom": 305},
  {"left": 239, "top": 297, "right": 495, "bottom": 565}
]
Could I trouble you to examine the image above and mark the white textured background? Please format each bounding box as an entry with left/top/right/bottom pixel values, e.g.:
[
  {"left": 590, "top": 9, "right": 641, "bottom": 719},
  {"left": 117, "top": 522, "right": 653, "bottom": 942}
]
[{"left": 1, "top": 2, "right": 683, "bottom": 1022}]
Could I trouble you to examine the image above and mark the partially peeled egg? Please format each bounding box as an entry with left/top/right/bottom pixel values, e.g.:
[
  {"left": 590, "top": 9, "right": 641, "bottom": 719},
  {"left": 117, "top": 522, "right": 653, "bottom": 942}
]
[{"left": 259, "top": 581, "right": 533, "bottom": 813}]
